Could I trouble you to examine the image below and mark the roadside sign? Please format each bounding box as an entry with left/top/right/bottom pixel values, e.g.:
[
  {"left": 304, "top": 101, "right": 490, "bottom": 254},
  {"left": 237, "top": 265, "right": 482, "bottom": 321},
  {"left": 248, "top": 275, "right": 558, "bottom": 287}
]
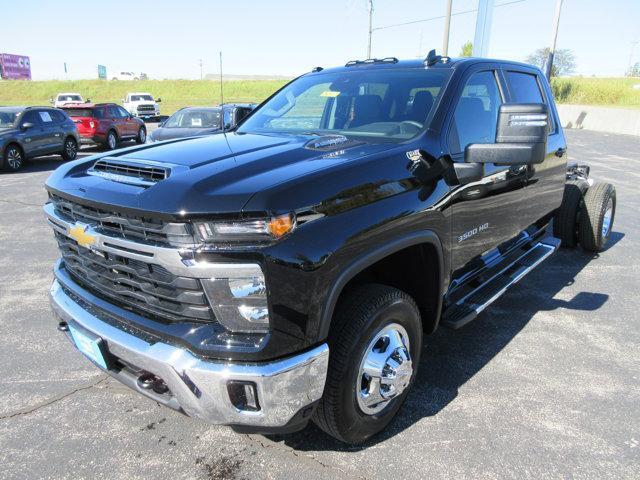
[
  {"left": 98, "top": 64, "right": 107, "bottom": 80},
  {"left": 0, "top": 53, "right": 31, "bottom": 80}
]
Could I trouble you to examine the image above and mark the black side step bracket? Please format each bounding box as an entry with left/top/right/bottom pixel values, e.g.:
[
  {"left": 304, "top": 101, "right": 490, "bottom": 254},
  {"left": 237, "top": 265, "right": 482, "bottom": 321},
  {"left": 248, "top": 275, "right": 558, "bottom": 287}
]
[{"left": 441, "top": 237, "right": 560, "bottom": 329}]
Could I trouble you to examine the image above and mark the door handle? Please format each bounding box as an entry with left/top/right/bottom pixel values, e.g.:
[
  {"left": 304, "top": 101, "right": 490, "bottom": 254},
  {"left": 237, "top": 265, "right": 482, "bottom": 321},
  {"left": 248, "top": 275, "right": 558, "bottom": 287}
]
[{"left": 555, "top": 147, "right": 566, "bottom": 158}]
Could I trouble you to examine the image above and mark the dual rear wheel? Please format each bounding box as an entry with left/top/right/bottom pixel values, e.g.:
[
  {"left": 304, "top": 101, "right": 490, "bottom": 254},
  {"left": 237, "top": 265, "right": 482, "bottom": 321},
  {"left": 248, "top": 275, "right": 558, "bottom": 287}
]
[{"left": 554, "top": 181, "right": 616, "bottom": 252}]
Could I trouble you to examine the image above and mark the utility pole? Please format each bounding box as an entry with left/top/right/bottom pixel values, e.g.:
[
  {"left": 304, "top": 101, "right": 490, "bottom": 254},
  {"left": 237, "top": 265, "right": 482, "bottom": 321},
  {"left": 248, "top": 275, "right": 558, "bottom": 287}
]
[
  {"left": 367, "top": 0, "right": 374, "bottom": 59},
  {"left": 442, "top": 0, "right": 453, "bottom": 56},
  {"left": 628, "top": 41, "right": 639, "bottom": 75},
  {"left": 198, "top": 59, "right": 203, "bottom": 80},
  {"left": 544, "top": 0, "right": 563, "bottom": 79},
  {"left": 472, "top": 0, "right": 494, "bottom": 57}
]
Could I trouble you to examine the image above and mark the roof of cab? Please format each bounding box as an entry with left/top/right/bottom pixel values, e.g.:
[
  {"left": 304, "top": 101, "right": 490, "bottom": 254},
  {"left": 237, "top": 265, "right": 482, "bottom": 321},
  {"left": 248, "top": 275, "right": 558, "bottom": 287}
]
[{"left": 307, "top": 56, "right": 539, "bottom": 75}]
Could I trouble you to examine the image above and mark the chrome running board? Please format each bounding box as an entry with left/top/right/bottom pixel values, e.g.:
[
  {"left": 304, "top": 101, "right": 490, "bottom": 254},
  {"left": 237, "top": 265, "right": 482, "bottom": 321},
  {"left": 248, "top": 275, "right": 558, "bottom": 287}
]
[{"left": 441, "top": 237, "right": 560, "bottom": 329}]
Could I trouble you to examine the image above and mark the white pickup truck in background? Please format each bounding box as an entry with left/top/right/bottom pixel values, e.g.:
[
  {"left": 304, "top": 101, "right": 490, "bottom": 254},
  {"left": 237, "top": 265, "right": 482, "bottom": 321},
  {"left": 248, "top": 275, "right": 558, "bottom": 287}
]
[
  {"left": 50, "top": 93, "right": 87, "bottom": 108},
  {"left": 122, "top": 92, "right": 161, "bottom": 119}
]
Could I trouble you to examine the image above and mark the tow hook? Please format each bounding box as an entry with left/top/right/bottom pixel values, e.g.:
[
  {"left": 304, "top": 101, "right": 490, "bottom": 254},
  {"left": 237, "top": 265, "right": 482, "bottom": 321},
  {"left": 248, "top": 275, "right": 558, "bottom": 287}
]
[
  {"left": 57, "top": 321, "right": 69, "bottom": 332},
  {"left": 136, "top": 372, "right": 169, "bottom": 394}
]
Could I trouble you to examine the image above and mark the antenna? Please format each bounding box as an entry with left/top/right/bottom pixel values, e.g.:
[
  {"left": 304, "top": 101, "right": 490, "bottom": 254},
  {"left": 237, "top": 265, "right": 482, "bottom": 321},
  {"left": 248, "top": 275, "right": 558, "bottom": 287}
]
[
  {"left": 219, "top": 51, "right": 225, "bottom": 132},
  {"left": 219, "top": 51, "right": 224, "bottom": 107}
]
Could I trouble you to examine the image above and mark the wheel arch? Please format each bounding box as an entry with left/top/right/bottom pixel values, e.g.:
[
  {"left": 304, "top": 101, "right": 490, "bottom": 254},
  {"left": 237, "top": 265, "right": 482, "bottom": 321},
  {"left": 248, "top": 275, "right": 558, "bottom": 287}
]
[{"left": 318, "top": 230, "right": 445, "bottom": 340}]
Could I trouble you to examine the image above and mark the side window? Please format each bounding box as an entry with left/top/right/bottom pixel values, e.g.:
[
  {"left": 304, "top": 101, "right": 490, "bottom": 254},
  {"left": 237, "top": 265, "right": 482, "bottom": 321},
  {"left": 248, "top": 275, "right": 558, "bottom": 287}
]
[
  {"left": 448, "top": 70, "right": 502, "bottom": 153},
  {"left": 107, "top": 106, "right": 120, "bottom": 118},
  {"left": 506, "top": 71, "right": 544, "bottom": 103},
  {"left": 38, "top": 110, "right": 54, "bottom": 124},
  {"left": 93, "top": 108, "right": 104, "bottom": 119},
  {"left": 49, "top": 110, "right": 66, "bottom": 123},
  {"left": 117, "top": 106, "right": 130, "bottom": 118},
  {"left": 20, "top": 111, "right": 41, "bottom": 126}
]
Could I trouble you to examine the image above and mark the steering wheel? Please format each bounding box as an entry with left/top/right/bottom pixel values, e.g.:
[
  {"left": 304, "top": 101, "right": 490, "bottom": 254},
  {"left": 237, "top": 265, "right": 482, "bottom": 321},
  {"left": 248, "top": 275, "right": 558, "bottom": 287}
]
[{"left": 399, "top": 120, "right": 423, "bottom": 135}]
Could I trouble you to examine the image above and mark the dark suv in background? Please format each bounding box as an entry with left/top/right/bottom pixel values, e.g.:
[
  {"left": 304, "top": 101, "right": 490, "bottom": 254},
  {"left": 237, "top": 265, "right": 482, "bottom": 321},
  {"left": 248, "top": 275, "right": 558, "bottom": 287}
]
[
  {"left": 61, "top": 103, "right": 146, "bottom": 150},
  {"left": 0, "top": 106, "right": 79, "bottom": 172}
]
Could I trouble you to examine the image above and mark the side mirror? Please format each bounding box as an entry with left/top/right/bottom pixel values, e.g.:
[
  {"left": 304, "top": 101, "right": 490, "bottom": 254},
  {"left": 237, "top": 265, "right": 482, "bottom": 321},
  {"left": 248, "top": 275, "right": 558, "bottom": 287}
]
[
  {"left": 465, "top": 103, "right": 549, "bottom": 165},
  {"left": 156, "top": 97, "right": 162, "bottom": 103},
  {"left": 86, "top": 98, "right": 91, "bottom": 103},
  {"left": 21, "top": 122, "right": 34, "bottom": 131},
  {"left": 122, "top": 99, "right": 126, "bottom": 103}
]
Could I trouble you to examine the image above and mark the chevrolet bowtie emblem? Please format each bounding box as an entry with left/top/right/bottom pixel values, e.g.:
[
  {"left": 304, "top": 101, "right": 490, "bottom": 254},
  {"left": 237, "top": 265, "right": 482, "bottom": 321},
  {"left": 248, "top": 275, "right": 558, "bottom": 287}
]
[{"left": 68, "top": 223, "right": 96, "bottom": 248}]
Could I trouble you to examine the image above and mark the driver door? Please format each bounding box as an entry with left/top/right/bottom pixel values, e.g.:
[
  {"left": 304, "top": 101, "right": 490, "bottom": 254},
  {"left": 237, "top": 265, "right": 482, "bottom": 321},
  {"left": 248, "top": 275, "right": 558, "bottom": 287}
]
[{"left": 447, "top": 67, "right": 533, "bottom": 271}]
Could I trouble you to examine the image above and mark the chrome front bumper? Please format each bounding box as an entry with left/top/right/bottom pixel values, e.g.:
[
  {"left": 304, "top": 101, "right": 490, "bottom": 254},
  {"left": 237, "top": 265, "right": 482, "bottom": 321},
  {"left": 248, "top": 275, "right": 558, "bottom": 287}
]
[{"left": 49, "top": 273, "right": 329, "bottom": 428}]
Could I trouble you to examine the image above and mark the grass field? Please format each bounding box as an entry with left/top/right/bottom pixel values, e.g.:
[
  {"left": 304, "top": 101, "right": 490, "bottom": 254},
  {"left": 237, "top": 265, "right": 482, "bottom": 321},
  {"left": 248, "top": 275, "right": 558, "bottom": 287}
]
[
  {"left": 551, "top": 77, "right": 640, "bottom": 108},
  {"left": 0, "top": 79, "right": 289, "bottom": 116},
  {"left": 0, "top": 77, "right": 639, "bottom": 115}
]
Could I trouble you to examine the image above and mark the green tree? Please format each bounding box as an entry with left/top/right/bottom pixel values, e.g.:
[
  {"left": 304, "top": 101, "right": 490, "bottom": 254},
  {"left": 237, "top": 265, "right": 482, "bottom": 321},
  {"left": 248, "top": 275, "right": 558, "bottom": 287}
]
[
  {"left": 459, "top": 41, "right": 473, "bottom": 57},
  {"left": 626, "top": 62, "right": 640, "bottom": 77},
  {"left": 525, "top": 47, "right": 576, "bottom": 76}
]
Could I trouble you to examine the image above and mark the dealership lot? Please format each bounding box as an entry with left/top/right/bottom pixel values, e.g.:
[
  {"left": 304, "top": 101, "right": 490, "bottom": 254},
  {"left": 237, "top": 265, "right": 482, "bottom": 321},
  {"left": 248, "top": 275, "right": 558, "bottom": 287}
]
[{"left": 0, "top": 129, "right": 638, "bottom": 479}]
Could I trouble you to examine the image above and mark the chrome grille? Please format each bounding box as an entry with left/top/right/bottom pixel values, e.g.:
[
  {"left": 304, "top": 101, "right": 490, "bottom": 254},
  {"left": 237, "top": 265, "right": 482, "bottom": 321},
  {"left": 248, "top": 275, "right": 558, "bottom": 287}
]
[
  {"left": 55, "top": 231, "right": 213, "bottom": 323},
  {"left": 49, "top": 193, "right": 193, "bottom": 247},
  {"left": 137, "top": 105, "right": 156, "bottom": 112}
]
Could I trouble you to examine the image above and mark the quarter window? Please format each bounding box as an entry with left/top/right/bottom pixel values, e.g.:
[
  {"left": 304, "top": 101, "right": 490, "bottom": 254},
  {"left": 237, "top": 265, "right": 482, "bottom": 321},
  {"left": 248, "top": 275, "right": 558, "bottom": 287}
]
[
  {"left": 506, "top": 71, "right": 544, "bottom": 103},
  {"left": 449, "top": 71, "right": 502, "bottom": 153}
]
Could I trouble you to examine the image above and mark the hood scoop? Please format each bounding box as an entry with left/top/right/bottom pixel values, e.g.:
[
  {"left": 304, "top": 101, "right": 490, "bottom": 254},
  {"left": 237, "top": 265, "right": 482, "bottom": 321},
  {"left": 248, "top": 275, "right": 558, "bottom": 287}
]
[
  {"left": 88, "top": 158, "right": 171, "bottom": 187},
  {"left": 304, "top": 135, "right": 361, "bottom": 151}
]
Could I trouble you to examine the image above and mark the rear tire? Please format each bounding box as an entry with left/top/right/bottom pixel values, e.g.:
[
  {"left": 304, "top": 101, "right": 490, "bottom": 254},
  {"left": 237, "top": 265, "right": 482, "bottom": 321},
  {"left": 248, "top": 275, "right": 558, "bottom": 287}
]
[
  {"left": 61, "top": 137, "right": 78, "bottom": 161},
  {"left": 104, "top": 130, "right": 118, "bottom": 150},
  {"left": 578, "top": 182, "right": 616, "bottom": 252},
  {"left": 136, "top": 126, "right": 146, "bottom": 144},
  {"left": 553, "top": 180, "right": 589, "bottom": 247},
  {"left": 2, "top": 144, "right": 24, "bottom": 172},
  {"left": 313, "top": 284, "right": 422, "bottom": 444}
]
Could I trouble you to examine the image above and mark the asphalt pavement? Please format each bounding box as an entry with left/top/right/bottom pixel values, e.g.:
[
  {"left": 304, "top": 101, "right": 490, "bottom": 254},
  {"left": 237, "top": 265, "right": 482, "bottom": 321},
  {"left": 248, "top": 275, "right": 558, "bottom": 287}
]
[{"left": 0, "top": 129, "right": 638, "bottom": 479}]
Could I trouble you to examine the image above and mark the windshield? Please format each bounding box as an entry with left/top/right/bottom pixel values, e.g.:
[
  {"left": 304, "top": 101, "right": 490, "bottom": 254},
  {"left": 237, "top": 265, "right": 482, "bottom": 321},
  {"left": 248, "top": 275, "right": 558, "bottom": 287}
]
[
  {"left": 238, "top": 68, "right": 451, "bottom": 141},
  {"left": 163, "top": 109, "right": 222, "bottom": 129},
  {"left": 58, "top": 95, "right": 82, "bottom": 102},
  {"left": 0, "top": 110, "right": 20, "bottom": 128},
  {"left": 130, "top": 95, "right": 154, "bottom": 102}
]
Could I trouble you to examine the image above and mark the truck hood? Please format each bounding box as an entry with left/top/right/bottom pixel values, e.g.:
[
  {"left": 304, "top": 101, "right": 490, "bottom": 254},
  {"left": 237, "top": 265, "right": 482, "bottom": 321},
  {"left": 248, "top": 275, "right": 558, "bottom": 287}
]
[{"left": 45, "top": 131, "right": 398, "bottom": 217}]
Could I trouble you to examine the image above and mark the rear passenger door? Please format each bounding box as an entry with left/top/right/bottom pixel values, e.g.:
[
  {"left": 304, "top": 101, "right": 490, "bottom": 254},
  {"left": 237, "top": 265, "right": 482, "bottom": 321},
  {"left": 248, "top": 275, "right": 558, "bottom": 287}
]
[
  {"left": 107, "top": 106, "right": 125, "bottom": 138},
  {"left": 503, "top": 68, "right": 567, "bottom": 223},
  {"left": 447, "top": 66, "right": 534, "bottom": 271},
  {"left": 45, "top": 109, "right": 67, "bottom": 152}
]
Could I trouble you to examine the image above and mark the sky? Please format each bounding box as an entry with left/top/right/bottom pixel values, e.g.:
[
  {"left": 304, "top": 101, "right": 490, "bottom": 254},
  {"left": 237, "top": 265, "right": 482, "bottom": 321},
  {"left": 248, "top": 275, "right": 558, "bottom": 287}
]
[{"left": 1, "top": 0, "right": 638, "bottom": 80}]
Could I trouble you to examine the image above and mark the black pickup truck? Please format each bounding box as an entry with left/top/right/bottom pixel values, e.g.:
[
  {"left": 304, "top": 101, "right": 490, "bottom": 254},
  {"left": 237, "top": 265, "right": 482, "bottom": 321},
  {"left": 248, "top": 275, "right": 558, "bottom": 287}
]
[{"left": 45, "top": 52, "right": 616, "bottom": 444}]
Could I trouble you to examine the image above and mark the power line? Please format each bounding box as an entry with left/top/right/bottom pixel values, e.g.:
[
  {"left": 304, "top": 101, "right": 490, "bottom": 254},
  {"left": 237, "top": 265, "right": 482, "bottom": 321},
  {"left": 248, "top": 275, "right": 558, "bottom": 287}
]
[{"left": 371, "top": 0, "right": 527, "bottom": 33}]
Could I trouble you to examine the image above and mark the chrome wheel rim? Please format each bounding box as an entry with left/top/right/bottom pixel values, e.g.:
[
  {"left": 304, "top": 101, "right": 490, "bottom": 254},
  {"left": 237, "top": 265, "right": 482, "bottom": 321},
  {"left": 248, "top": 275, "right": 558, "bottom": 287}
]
[
  {"left": 108, "top": 134, "right": 116, "bottom": 149},
  {"left": 357, "top": 323, "right": 413, "bottom": 415},
  {"left": 602, "top": 197, "right": 613, "bottom": 237},
  {"left": 139, "top": 129, "right": 146, "bottom": 142},
  {"left": 65, "top": 140, "right": 77, "bottom": 158},
  {"left": 6, "top": 148, "right": 22, "bottom": 170}
]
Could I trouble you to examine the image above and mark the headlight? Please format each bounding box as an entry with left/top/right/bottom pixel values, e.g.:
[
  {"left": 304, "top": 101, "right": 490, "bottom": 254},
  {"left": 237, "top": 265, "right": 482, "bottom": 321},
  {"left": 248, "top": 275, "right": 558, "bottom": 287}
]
[
  {"left": 194, "top": 213, "right": 295, "bottom": 244},
  {"left": 201, "top": 264, "right": 269, "bottom": 333}
]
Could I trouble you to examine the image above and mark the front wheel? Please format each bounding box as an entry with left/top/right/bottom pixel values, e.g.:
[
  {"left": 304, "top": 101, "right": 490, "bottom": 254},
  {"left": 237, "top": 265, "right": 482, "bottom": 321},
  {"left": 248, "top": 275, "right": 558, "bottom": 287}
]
[
  {"left": 61, "top": 137, "right": 78, "bottom": 160},
  {"left": 313, "top": 284, "right": 422, "bottom": 444},
  {"left": 2, "top": 144, "right": 24, "bottom": 172},
  {"left": 136, "top": 127, "right": 147, "bottom": 144}
]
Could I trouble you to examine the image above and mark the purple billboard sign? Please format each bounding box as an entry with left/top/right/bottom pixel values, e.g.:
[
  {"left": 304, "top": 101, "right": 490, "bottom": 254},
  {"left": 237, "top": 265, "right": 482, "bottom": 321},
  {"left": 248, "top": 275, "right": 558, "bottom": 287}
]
[{"left": 0, "top": 53, "right": 32, "bottom": 80}]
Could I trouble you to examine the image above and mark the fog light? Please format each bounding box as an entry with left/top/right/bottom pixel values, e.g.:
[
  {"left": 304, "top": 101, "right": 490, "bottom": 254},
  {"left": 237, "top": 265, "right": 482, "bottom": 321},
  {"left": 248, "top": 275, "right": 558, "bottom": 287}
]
[
  {"left": 201, "top": 264, "right": 269, "bottom": 334},
  {"left": 227, "top": 381, "right": 260, "bottom": 412}
]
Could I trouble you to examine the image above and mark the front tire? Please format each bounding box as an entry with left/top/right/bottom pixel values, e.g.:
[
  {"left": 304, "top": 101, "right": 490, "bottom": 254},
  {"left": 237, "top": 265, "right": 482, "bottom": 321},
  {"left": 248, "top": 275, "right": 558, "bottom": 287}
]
[
  {"left": 61, "top": 137, "right": 78, "bottom": 161},
  {"left": 2, "top": 144, "right": 24, "bottom": 172},
  {"left": 578, "top": 182, "right": 616, "bottom": 252},
  {"left": 313, "top": 284, "right": 422, "bottom": 444},
  {"left": 136, "top": 126, "right": 147, "bottom": 144}
]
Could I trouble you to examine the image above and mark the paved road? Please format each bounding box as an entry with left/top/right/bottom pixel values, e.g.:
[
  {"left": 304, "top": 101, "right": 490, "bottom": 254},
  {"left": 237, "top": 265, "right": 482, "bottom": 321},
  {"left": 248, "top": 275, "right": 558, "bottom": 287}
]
[{"left": 0, "top": 130, "right": 638, "bottom": 479}]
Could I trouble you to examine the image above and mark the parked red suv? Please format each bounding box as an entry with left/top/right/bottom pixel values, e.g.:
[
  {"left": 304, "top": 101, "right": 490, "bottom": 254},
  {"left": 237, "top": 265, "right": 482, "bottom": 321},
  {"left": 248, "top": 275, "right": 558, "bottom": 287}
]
[{"left": 61, "top": 103, "right": 146, "bottom": 150}]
